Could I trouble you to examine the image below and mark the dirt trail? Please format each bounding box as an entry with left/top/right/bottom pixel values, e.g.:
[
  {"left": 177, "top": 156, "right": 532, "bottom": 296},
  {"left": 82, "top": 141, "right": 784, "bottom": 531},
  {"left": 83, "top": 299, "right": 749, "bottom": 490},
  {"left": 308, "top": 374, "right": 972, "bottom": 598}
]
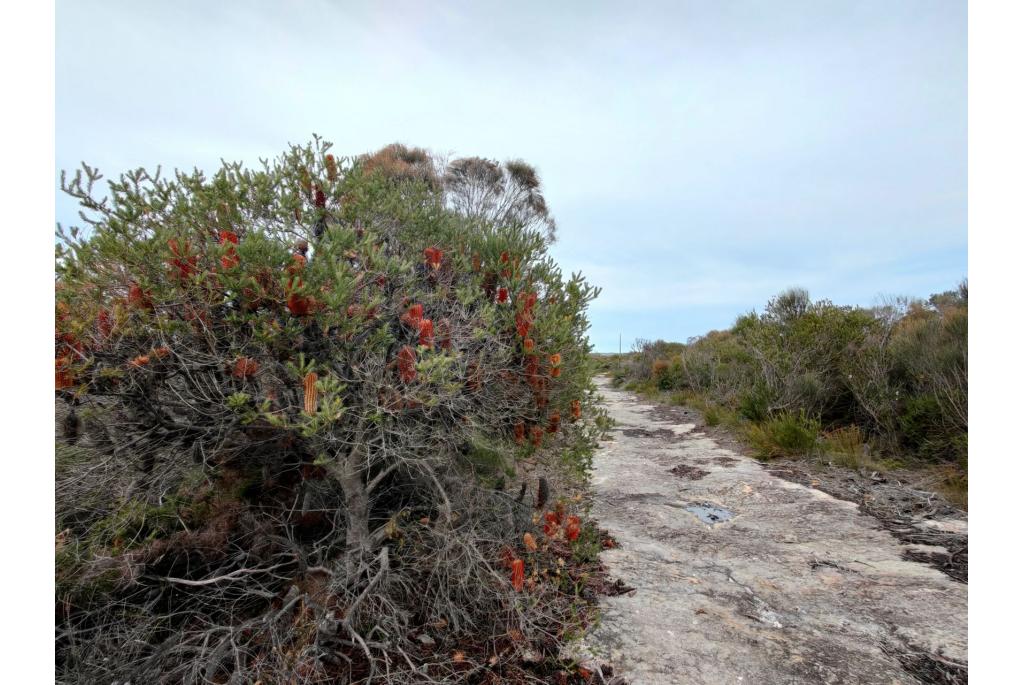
[{"left": 578, "top": 377, "right": 967, "bottom": 684}]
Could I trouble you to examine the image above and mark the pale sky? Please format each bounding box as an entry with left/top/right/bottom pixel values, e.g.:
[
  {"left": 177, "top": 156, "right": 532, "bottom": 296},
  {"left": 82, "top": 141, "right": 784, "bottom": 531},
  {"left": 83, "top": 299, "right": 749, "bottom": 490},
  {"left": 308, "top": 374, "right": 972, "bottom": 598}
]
[{"left": 56, "top": 0, "right": 966, "bottom": 352}]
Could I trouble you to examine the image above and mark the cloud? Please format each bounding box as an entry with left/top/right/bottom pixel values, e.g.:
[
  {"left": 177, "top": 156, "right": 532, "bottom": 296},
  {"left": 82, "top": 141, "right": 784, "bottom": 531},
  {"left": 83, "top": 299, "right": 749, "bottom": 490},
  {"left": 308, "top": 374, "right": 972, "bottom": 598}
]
[{"left": 56, "top": 0, "right": 966, "bottom": 352}]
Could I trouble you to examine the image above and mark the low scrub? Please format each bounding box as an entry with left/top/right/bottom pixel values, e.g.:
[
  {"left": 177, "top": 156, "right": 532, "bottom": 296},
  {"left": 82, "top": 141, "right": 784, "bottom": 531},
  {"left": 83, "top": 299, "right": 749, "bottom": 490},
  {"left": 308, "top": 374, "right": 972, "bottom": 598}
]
[{"left": 618, "top": 286, "right": 967, "bottom": 485}]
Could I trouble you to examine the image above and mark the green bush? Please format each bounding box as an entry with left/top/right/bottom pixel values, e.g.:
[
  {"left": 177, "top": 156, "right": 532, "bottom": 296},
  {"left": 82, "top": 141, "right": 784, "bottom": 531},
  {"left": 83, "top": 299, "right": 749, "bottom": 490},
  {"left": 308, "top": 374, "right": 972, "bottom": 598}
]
[
  {"left": 619, "top": 283, "right": 967, "bottom": 475},
  {"left": 766, "top": 412, "right": 820, "bottom": 454},
  {"left": 55, "top": 138, "right": 601, "bottom": 682}
]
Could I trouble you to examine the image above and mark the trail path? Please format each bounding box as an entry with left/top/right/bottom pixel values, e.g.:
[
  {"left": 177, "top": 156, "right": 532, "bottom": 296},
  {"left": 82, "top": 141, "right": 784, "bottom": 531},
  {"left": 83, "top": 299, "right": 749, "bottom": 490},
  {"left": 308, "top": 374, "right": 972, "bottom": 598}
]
[{"left": 578, "top": 377, "right": 967, "bottom": 684}]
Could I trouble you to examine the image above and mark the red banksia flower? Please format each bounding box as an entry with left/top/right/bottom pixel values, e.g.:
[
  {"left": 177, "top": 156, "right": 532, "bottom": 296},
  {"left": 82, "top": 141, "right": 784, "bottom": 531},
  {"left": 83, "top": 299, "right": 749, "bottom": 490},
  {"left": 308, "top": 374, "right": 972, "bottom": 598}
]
[
  {"left": 166, "top": 239, "right": 198, "bottom": 280},
  {"left": 525, "top": 355, "right": 540, "bottom": 380},
  {"left": 423, "top": 247, "right": 443, "bottom": 270},
  {"left": 550, "top": 366, "right": 561, "bottom": 378},
  {"left": 515, "top": 313, "right": 532, "bottom": 338},
  {"left": 129, "top": 354, "right": 151, "bottom": 368},
  {"left": 523, "top": 532, "right": 538, "bottom": 552},
  {"left": 96, "top": 309, "right": 113, "bottom": 340},
  {"left": 523, "top": 338, "right": 535, "bottom": 353},
  {"left": 287, "top": 253, "right": 307, "bottom": 275},
  {"left": 418, "top": 318, "right": 434, "bottom": 347},
  {"left": 510, "top": 558, "right": 525, "bottom": 591},
  {"left": 232, "top": 357, "right": 259, "bottom": 379},
  {"left": 55, "top": 356, "right": 74, "bottom": 390},
  {"left": 530, "top": 425, "right": 543, "bottom": 447},
  {"left": 497, "top": 287, "right": 509, "bottom": 303},
  {"left": 398, "top": 345, "right": 417, "bottom": 383},
  {"left": 547, "top": 410, "right": 560, "bottom": 433},
  {"left": 571, "top": 400, "right": 582, "bottom": 421},
  {"left": 514, "top": 421, "right": 526, "bottom": 445},
  {"left": 219, "top": 230, "right": 240, "bottom": 269},
  {"left": 303, "top": 372, "right": 318, "bottom": 414},
  {"left": 401, "top": 303, "right": 424, "bottom": 327},
  {"left": 500, "top": 251, "right": 510, "bottom": 264},
  {"left": 437, "top": 319, "right": 451, "bottom": 350},
  {"left": 288, "top": 293, "right": 312, "bottom": 317},
  {"left": 152, "top": 346, "right": 171, "bottom": 359},
  {"left": 325, "top": 154, "right": 338, "bottom": 181},
  {"left": 565, "top": 515, "right": 581, "bottom": 542},
  {"left": 128, "top": 283, "right": 153, "bottom": 310},
  {"left": 543, "top": 511, "right": 560, "bottom": 537},
  {"left": 314, "top": 186, "right": 326, "bottom": 209},
  {"left": 549, "top": 353, "right": 561, "bottom": 367}
]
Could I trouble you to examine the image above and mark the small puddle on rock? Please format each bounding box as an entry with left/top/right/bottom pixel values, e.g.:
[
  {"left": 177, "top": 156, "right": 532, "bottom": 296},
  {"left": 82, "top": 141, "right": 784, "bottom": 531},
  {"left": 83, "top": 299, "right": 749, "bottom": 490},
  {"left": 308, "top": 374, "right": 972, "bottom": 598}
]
[{"left": 685, "top": 503, "right": 735, "bottom": 525}]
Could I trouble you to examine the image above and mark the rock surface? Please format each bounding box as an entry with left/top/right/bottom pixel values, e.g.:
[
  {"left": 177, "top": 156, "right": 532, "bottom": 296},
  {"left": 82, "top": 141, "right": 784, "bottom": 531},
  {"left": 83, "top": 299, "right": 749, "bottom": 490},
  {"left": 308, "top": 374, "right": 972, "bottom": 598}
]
[{"left": 577, "top": 377, "right": 967, "bottom": 684}]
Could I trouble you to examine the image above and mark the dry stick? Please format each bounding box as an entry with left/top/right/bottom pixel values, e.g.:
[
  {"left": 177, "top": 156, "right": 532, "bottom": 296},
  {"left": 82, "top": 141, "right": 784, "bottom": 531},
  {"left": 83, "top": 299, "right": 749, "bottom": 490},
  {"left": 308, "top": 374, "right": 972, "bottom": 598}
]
[{"left": 148, "top": 563, "right": 288, "bottom": 587}]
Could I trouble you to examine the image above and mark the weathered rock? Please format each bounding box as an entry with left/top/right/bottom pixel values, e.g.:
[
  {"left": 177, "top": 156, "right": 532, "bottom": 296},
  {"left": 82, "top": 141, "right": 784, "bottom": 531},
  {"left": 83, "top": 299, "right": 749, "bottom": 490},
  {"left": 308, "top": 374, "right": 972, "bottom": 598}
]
[{"left": 575, "top": 377, "right": 967, "bottom": 684}]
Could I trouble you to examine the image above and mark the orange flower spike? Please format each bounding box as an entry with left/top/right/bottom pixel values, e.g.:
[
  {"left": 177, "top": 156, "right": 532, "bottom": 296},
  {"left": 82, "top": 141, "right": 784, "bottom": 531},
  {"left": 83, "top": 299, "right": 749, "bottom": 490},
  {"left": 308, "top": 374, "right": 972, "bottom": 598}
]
[
  {"left": 571, "top": 400, "right": 582, "bottom": 421},
  {"left": 497, "top": 287, "right": 509, "bottom": 304},
  {"left": 543, "top": 511, "right": 560, "bottom": 537},
  {"left": 550, "top": 366, "right": 561, "bottom": 378},
  {"left": 565, "top": 515, "right": 581, "bottom": 542},
  {"left": 55, "top": 356, "right": 74, "bottom": 390},
  {"left": 303, "top": 372, "right": 319, "bottom": 414},
  {"left": 437, "top": 319, "right": 452, "bottom": 350},
  {"left": 523, "top": 532, "right": 538, "bottom": 552},
  {"left": 549, "top": 353, "right": 561, "bottom": 367},
  {"left": 547, "top": 410, "right": 561, "bottom": 433},
  {"left": 232, "top": 357, "right": 259, "bottom": 379},
  {"left": 398, "top": 345, "right": 417, "bottom": 383},
  {"left": 530, "top": 425, "right": 543, "bottom": 447},
  {"left": 287, "top": 253, "right": 307, "bottom": 276},
  {"left": 418, "top": 318, "right": 435, "bottom": 347},
  {"left": 325, "top": 154, "right": 338, "bottom": 182},
  {"left": 401, "top": 303, "right": 424, "bottom": 328},
  {"left": 510, "top": 558, "right": 526, "bottom": 591},
  {"left": 129, "top": 354, "right": 151, "bottom": 368},
  {"left": 219, "top": 230, "right": 240, "bottom": 269},
  {"left": 523, "top": 338, "right": 535, "bottom": 353},
  {"left": 423, "top": 247, "right": 443, "bottom": 270},
  {"left": 515, "top": 313, "right": 532, "bottom": 338},
  {"left": 128, "top": 282, "right": 153, "bottom": 310},
  {"left": 287, "top": 293, "right": 312, "bottom": 317},
  {"left": 96, "top": 309, "right": 113, "bottom": 339},
  {"left": 513, "top": 421, "right": 526, "bottom": 445},
  {"left": 152, "top": 346, "right": 171, "bottom": 359}
]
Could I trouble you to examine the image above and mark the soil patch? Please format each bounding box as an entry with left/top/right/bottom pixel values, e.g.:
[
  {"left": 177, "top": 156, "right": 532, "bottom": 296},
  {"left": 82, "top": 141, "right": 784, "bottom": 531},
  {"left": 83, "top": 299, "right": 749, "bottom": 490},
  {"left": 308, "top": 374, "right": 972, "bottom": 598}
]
[
  {"left": 669, "top": 464, "right": 709, "bottom": 480},
  {"left": 619, "top": 427, "right": 686, "bottom": 443}
]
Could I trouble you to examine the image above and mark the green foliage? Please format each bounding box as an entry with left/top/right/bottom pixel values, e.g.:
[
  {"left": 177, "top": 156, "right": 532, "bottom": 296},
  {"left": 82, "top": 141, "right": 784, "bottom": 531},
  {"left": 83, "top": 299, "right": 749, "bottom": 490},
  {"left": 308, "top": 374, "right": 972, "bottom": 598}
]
[
  {"left": 618, "top": 283, "right": 967, "bottom": 473},
  {"left": 55, "top": 137, "right": 603, "bottom": 681}
]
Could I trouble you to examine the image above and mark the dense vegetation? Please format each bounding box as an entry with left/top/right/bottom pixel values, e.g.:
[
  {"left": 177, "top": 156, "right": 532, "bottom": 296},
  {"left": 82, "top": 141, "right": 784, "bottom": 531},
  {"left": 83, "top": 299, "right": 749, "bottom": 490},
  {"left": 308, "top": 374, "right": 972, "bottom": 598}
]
[
  {"left": 612, "top": 285, "right": 967, "bottom": 501},
  {"left": 55, "top": 139, "right": 605, "bottom": 683}
]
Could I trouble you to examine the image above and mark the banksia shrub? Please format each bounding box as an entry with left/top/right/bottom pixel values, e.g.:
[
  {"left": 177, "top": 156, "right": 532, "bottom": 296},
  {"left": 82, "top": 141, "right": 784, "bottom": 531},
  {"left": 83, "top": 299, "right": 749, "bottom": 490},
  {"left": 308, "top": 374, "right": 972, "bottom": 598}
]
[{"left": 54, "top": 138, "right": 600, "bottom": 683}]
